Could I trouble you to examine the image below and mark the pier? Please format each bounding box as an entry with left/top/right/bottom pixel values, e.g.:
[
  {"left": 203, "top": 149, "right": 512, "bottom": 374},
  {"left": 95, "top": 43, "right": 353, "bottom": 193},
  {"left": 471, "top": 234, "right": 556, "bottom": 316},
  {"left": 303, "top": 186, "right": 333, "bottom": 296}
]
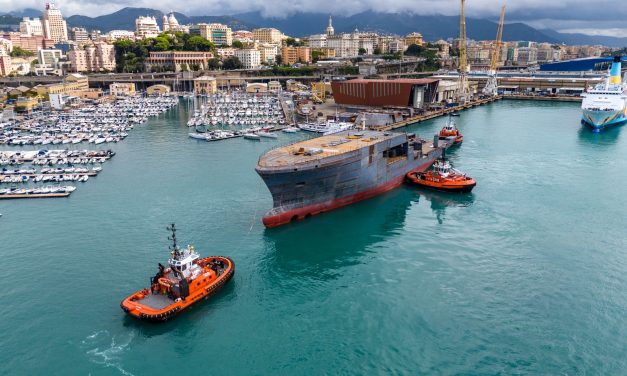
[
  {"left": 373, "top": 96, "right": 502, "bottom": 131},
  {"left": 0, "top": 192, "right": 71, "bottom": 199},
  {"left": 502, "top": 94, "right": 582, "bottom": 102}
]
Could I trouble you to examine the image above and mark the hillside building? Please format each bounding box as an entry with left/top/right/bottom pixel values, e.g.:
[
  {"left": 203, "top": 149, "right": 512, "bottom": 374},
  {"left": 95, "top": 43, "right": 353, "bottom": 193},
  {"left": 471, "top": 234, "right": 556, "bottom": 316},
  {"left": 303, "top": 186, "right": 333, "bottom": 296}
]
[
  {"left": 135, "top": 16, "right": 160, "bottom": 39},
  {"left": 252, "top": 28, "right": 282, "bottom": 44},
  {"left": 191, "top": 23, "right": 233, "bottom": 47},
  {"left": 281, "top": 46, "right": 311, "bottom": 65},
  {"left": 19, "top": 18, "right": 44, "bottom": 37},
  {"left": 234, "top": 48, "right": 261, "bottom": 69},
  {"left": 43, "top": 3, "right": 68, "bottom": 43}
]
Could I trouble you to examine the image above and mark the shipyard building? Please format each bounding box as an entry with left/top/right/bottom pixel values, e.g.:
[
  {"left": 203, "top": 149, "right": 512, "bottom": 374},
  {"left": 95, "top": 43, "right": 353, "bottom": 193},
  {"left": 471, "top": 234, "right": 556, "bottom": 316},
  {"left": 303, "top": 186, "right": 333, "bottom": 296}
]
[{"left": 331, "top": 79, "right": 439, "bottom": 108}]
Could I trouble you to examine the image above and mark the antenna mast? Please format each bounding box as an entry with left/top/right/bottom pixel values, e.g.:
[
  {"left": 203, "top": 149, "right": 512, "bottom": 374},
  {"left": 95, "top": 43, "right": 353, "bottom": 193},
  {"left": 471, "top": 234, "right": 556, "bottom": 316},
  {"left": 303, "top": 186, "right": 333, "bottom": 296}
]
[{"left": 167, "top": 223, "right": 178, "bottom": 254}]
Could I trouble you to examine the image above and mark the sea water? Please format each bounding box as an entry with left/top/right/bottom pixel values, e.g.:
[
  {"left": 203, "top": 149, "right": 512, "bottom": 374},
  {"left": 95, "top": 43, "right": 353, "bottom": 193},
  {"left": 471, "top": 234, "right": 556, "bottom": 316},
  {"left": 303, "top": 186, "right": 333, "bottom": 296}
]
[{"left": 1, "top": 100, "right": 626, "bottom": 374}]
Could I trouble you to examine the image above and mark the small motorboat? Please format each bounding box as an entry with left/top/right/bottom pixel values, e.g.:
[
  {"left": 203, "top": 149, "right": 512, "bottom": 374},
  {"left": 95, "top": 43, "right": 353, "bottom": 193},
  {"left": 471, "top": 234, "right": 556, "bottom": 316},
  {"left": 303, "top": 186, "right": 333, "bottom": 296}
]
[
  {"left": 258, "top": 131, "right": 278, "bottom": 139},
  {"left": 120, "top": 224, "right": 234, "bottom": 322},
  {"left": 406, "top": 159, "right": 476, "bottom": 193},
  {"left": 282, "top": 127, "right": 299, "bottom": 133},
  {"left": 450, "top": 111, "right": 460, "bottom": 117},
  {"left": 439, "top": 116, "right": 463, "bottom": 145},
  {"left": 243, "top": 133, "right": 261, "bottom": 140},
  {"left": 188, "top": 132, "right": 208, "bottom": 140}
]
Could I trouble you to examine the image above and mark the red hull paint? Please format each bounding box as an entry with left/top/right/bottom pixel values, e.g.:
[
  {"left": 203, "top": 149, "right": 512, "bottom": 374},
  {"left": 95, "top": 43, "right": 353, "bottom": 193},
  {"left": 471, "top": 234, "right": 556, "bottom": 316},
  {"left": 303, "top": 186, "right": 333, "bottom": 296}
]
[{"left": 263, "top": 158, "right": 436, "bottom": 228}]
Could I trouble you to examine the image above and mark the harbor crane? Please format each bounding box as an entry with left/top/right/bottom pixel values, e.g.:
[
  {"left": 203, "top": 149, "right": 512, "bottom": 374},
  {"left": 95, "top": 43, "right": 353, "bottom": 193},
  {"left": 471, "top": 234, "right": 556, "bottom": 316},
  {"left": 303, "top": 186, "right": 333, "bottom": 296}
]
[
  {"left": 483, "top": 5, "right": 506, "bottom": 96},
  {"left": 457, "top": 0, "right": 470, "bottom": 101}
]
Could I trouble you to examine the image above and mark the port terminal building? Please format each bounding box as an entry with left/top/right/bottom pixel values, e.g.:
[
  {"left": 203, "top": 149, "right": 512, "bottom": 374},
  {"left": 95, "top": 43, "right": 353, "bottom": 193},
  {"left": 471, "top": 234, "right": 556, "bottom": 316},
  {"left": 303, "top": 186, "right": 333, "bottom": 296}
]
[
  {"left": 331, "top": 79, "right": 439, "bottom": 109},
  {"left": 539, "top": 57, "right": 627, "bottom": 72}
]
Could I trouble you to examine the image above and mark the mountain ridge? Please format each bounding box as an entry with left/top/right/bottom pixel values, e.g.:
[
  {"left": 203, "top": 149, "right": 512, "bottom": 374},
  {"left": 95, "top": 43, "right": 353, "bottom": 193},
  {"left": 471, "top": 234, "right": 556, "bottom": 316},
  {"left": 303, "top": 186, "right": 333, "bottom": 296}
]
[{"left": 2, "top": 7, "right": 626, "bottom": 47}]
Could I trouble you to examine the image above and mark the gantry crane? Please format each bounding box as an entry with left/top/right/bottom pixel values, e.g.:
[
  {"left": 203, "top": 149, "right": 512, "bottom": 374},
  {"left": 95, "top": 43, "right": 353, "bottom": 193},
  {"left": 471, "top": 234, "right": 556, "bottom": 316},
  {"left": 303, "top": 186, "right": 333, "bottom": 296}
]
[
  {"left": 457, "top": 0, "right": 469, "bottom": 101},
  {"left": 483, "top": 5, "right": 506, "bottom": 96}
]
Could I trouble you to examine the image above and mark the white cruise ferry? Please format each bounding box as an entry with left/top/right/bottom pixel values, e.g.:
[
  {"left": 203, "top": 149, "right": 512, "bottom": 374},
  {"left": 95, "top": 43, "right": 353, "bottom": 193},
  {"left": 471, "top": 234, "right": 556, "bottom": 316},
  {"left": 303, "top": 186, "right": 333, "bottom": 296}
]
[{"left": 581, "top": 56, "right": 627, "bottom": 131}]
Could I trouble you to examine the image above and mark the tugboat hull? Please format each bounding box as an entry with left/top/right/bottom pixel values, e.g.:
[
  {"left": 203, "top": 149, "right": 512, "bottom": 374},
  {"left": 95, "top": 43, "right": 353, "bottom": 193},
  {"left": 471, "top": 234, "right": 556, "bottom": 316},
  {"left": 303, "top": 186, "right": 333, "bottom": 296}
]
[
  {"left": 406, "top": 173, "right": 476, "bottom": 193},
  {"left": 121, "top": 256, "right": 234, "bottom": 322}
]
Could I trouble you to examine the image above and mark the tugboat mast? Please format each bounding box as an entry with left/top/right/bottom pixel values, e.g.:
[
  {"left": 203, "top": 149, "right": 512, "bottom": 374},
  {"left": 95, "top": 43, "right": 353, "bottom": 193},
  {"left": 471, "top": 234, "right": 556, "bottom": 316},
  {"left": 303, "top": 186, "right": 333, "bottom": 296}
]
[{"left": 167, "top": 223, "right": 179, "bottom": 255}]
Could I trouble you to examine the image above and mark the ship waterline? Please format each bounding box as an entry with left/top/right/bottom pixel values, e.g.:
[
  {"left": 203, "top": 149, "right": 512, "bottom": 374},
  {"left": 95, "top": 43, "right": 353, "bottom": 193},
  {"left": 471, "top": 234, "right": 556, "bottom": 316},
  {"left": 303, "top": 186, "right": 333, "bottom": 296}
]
[{"left": 581, "top": 108, "right": 627, "bottom": 129}]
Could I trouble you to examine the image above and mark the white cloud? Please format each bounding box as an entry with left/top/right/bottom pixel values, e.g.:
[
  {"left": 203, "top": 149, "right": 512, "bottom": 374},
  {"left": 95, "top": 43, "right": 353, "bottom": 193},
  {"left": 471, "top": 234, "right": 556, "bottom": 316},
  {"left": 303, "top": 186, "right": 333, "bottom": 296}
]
[{"left": 559, "top": 28, "right": 627, "bottom": 38}]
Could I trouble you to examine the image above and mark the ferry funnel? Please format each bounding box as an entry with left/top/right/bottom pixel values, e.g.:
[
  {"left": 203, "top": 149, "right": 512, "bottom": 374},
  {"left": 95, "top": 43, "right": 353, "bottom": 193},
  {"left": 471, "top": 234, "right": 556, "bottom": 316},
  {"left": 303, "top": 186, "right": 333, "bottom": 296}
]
[{"left": 610, "top": 56, "right": 622, "bottom": 84}]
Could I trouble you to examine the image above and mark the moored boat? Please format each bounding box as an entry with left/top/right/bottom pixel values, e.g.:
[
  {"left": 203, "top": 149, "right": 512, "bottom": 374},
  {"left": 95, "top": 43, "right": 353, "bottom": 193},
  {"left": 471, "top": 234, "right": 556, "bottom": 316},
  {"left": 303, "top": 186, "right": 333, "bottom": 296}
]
[
  {"left": 120, "top": 224, "right": 234, "bottom": 321},
  {"left": 439, "top": 116, "right": 463, "bottom": 145},
  {"left": 406, "top": 159, "right": 476, "bottom": 193}
]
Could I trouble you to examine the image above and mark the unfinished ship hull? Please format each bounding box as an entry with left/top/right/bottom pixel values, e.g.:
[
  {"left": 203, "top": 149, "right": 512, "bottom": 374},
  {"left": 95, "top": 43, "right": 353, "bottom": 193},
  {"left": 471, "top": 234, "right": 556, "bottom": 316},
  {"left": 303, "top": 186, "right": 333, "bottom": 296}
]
[{"left": 256, "top": 130, "right": 445, "bottom": 227}]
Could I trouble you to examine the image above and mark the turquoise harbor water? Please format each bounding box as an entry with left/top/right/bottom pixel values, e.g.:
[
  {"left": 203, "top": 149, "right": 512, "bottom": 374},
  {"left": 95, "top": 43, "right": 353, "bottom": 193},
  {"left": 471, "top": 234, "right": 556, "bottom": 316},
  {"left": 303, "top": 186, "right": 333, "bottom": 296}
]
[{"left": 1, "top": 100, "right": 626, "bottom": 375}]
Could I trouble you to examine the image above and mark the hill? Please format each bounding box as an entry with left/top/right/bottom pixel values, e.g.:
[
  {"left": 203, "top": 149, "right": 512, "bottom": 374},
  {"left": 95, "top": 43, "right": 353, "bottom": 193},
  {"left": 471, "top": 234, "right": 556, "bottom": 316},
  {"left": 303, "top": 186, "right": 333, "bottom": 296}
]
[
  {"left": 6, "top": 6, "right": 625, "bottom": 47},
  {"left": 233, "top": 11, "right": 558, "bottom": 43},
  {"left": 540, "top": 29, "right": 627, "bottom": 48}
]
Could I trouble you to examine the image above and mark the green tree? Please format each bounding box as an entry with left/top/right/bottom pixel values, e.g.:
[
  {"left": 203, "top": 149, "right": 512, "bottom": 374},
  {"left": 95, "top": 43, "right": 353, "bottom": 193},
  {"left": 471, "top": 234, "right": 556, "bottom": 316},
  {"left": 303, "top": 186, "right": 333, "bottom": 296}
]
[
  {"left": 10, "top": 47, "right": 34, "bottom": 58},
  {"left": 207, "top": 58, "right": 221, "bottom": 70},
  {"left": 275, "top": 54, "right": 283, "bottom": 66},
  {"left": 187, "top": 35, "right": 214, "bottom": 52},
  {"left": 285, "top": 38, "right": 302, "bottom": 47},
  {"left": 222, "top": 56, "right": 243, "bottom": 70},
  {"left": 232, "top": 40, "right": 244, "bottom": 49},
  {"left": 114, "top": 40, "right": 149, "bottom": 73},
  {"left": 154, "top": 36, "right": 171, "bottom": 51},
  {"left": 373, "top": 47, "right": 382, "bottom": 55},
  {"left": 311, "top": 50, "right": 323, "bottom": 62},
  {"left": 404, "top": 44, "right": 424, "bottom": 56},
  {"left": 358, "top": 48, "right": 367, "bottom": 55}
]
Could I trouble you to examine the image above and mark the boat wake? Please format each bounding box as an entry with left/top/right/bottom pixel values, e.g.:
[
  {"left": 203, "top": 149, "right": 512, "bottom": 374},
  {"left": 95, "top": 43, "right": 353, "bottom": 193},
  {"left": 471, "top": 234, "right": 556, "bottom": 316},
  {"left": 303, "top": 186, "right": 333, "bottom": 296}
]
[{"left": 81, "top": 330, "right": 136, "bottom": 376}]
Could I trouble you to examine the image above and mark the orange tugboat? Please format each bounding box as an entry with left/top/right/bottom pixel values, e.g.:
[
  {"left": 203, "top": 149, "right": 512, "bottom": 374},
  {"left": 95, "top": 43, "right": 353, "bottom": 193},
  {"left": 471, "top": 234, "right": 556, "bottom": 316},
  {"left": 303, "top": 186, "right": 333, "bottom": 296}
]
[
  {"left": 439, "top": 116, "right": 463, "bottom": 145},
  {"left": 121, "top": 224, "right": 234, "bottom": 322},
  {"left": 406, "top": 159, "right": 476, "bottom": 193}
]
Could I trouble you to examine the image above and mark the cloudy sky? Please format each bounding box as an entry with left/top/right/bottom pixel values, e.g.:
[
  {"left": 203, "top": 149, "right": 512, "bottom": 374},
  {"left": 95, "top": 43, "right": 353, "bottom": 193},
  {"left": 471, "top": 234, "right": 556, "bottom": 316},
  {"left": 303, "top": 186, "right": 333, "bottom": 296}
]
[{"left": 3, "top": 0, "right": 626, "bottom": 37}]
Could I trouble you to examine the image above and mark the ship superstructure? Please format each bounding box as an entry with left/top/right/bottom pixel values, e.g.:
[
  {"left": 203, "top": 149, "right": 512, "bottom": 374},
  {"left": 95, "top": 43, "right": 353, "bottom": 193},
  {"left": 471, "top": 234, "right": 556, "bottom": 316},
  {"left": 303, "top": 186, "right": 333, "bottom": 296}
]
[{"left": 581, "top": 56, "right": 627, "bottom": 130}]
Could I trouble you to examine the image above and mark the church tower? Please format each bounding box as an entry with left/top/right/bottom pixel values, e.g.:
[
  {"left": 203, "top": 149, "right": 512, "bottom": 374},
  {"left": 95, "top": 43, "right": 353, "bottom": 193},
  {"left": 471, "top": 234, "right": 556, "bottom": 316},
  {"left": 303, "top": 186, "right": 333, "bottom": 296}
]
[{"left": 326, "top": 15, "right": 334, "bottom": 36}]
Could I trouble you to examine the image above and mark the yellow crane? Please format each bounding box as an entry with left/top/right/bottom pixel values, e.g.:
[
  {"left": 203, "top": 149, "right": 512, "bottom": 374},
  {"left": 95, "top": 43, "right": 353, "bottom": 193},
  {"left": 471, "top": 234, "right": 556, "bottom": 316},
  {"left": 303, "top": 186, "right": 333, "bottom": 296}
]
[
  {"left": 483, "top": 4, "right": 506, "bottom": 96},
  {"left": 458, "top": 0, "right": 469, "bottom": 100}
]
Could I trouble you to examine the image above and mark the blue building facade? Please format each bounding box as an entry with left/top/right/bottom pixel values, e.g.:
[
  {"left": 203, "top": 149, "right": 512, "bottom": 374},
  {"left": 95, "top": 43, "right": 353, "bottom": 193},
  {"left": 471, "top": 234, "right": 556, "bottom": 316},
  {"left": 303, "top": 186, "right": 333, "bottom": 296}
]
[{"left": 540, "top": 57, "right": 627, "bottom": 72}]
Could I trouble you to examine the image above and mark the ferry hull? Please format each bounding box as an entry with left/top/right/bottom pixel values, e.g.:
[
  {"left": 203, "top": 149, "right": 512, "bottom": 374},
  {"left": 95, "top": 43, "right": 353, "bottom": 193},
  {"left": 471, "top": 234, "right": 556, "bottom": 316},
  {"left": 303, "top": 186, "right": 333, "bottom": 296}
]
[{"left": 581, "top": 109, "right": 627, "bottom": 130}]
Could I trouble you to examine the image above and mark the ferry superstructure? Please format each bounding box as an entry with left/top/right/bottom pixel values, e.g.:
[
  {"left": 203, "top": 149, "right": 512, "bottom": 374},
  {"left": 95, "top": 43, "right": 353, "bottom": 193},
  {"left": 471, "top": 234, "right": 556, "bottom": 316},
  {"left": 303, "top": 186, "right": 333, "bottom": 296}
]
[
  {"left": 255, "top": 130, "right": 446, "bottom": 227},
  {"left": 581, "top": 56, "right": 627, "bottom": 130}
]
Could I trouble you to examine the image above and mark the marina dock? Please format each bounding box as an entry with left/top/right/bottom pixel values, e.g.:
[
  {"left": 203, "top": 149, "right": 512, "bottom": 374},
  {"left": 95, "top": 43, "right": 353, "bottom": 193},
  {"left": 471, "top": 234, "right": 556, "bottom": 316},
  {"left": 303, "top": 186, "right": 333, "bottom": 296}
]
[{"left": 0, "top": 192, "right": 71, "bottom": 199}]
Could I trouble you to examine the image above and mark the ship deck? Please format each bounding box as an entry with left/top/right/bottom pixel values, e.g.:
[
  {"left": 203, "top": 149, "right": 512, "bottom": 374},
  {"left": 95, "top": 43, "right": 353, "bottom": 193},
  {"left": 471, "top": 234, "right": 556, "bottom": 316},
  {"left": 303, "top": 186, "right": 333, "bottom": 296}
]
[
  {"left": 138, "top": 293, "right": 175, "bottom": 310},
  {"left": 258, "top": 130, "right": 403, "bottom": 169}
]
